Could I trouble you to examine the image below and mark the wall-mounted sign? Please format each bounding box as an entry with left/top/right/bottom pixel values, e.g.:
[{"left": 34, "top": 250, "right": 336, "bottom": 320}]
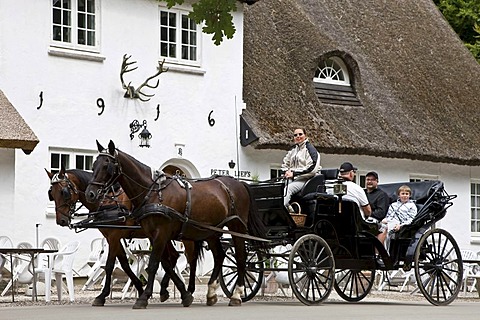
[{"left": 210, "top": 168, "right": 251, "bottom": 178}]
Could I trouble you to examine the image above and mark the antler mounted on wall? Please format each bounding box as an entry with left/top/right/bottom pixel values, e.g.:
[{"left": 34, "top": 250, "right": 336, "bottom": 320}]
[{"left": 120, "top": 54, "right": 168, "bottom": 102}]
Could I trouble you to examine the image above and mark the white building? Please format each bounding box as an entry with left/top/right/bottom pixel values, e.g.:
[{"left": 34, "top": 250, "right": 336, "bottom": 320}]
[
  {"left": 0, "top": 0, "right": 252, "bottom": 272},
  {"left": 1, "top": 0, "right": 479, "bottom": 278}
]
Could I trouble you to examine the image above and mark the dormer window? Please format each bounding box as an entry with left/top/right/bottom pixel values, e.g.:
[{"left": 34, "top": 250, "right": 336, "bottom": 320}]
[
  {"left": 313, "top": 56, "right": 361, "bottom": 106},
  {"left": 314, "top": 57, "right": 350, "bottom": 85}
]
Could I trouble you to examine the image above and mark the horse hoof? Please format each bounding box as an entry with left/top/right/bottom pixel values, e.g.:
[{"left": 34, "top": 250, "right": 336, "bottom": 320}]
[
  {"left": 160, "top": 292, "right": 169, "bottom": 302},
  {"left": 92, "top": 297, "right": 105, "bottom": 306},
  {"left": 132, "top": 299, "right": 148, "bottom": 309},
  {"left": 182, "top": 293, "right": 194, "bottom": 307},
  {"left": 228, "top": 298, "right": 242, "bottom": 306},
  {"left": 206, "top": 295, "right": 218, "bottom": 306}
]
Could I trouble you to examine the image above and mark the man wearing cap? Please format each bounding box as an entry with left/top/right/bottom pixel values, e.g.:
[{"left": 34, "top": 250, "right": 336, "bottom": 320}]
[
  {"left": 365, "top": 171, "right": 390, "bottom": 223},
  {"left": 339, "top": 162, "right": 371, "bottom": 218}
]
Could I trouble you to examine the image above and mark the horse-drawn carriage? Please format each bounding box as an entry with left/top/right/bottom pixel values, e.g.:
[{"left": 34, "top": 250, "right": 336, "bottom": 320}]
[
  {"left": 219, "top": 169, "right": 463, "bottom": 306},
  {"left": 50, "top": 140, "right": 462, "bottom": 308}
]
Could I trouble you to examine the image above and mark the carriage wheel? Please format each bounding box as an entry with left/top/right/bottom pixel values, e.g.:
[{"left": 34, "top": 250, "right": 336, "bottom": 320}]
[
  {"left": 219, "top": 241, "right": 264, "bottom": 302},
  {"left": 414, "top": 228, "right": 463, "bottom": 306},
  {"left": 288, "top": 234, "right": 335, "bottom": 305},
  {"left": 334, "top": 269, "right": 375, "bottom": 302}
]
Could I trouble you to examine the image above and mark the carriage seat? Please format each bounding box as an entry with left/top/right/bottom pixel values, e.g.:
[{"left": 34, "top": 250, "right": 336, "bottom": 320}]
[
  {"left": 378, "top": 180, "right": 443, "bottom": 205},
  {"left": 295, "top": 168, "right": 340, "bottom": 199},
  {"left": 378, "top": 180, "right": 445, "bottom": 232}
]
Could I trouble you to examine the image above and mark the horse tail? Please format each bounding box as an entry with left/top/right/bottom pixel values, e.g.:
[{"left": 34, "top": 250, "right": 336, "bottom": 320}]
[
  {"left": 242, "top": 181, "right": 267, "bottom": 240},
  {"left": 194, "top": 240, "right": 205, "bottom": 262}
]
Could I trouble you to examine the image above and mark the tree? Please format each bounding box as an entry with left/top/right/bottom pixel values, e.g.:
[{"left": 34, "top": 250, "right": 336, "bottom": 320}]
[
  {"left": 161, "top": 0, "right": 253, "bottom": 45},
  {"left": 433, "top": 0, "right": 480, "bottom": 62}
]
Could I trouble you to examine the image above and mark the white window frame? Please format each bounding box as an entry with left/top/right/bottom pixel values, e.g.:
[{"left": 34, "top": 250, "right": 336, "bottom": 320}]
[
  {"left": 51, "top": 0, "right": 101, "bottom": 53},
  {"left": 409, "top": 174, "right": 438, "bottom": 182},
  {"left": 46, "top": 147, "right": 97, "bottom": 217},
  {"left": 270, "top": 166, "right": 283, "bottom": 180},
  {"left": 470, "top": 180, "right": 480, "bottom": 237},
  {"left": 49, "top": 148, "right": 96, "bottom": 173},
  {"left": 159, "top": 6, "right": 201, "bottom": 67},
  {"left": 313, "top": 57, "right": 350, "bottom": 86}
]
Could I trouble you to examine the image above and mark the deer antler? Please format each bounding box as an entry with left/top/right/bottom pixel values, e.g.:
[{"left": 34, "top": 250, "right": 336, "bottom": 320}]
[
  {"left": 134, "top": 59, "right": 168, "bottom": 102},
  {"left": 120, "top": 54, "right": 138, "bottom": 98},
  {"left": 119, "top": 55, "right": 168, "bottom": 102}
]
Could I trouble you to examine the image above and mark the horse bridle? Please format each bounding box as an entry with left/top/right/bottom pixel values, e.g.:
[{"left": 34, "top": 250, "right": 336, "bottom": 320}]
[
  {"left": 91, "top": 150, "right": 159, "bottom": 204},
  {"left": 89, "top": 151, "right": 123, "bottom": 199},
  {"left": 48, "top": 173, "right": 80, "bottom": 222}
]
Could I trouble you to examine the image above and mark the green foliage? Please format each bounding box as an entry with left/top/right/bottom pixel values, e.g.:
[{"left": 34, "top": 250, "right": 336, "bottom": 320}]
[
  {"left": 434, "top": 0, "right": 480, "bottom": 62},
  {"left": 159, "top": 0, "right": 239, "bottom": 46}
]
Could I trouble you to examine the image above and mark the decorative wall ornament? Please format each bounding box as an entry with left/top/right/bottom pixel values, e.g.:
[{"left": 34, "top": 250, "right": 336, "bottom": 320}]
[
  {"left": 120, "top": 54, "right": 168, "bottom": 102},
  {"left": 129, "top": 119, "right": 152, "bottom": 148},
  {"left": 208, "top": 110, "right": 215, "bottom": 127},
  {"left": 154, "top": 104, "right": 160, "bottom": 121},
  {"left": 97, "top": 98, "right": 105, "bottom": 116},
  {"left": 37, "top": 91, "right": 43, "bottom": 110}
]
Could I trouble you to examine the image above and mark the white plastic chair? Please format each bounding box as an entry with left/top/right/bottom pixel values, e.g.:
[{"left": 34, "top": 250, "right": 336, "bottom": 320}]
[
  {"left": 377, "top": 268, "right": 416, "bottom": 292},
  {"left": 82, "top": 237, "right": 108, "bottom": 291},
  {"left": 43, "top": 240, "right": 80, "bottom": 302},
  {"left": 121, "top": 238, "right": 151, "bottom": 299},
  {"left": 0, "top": 236, "right": 14, "bottom": 281},
  {"left": 0, "top": 241, "right": 34, "bottom": 296},
  {"left": 461, "top": 249, "right": 479, "bottom": 294},
  {"left": 36, "top": 237, "right": 62, "bottom": 269}
]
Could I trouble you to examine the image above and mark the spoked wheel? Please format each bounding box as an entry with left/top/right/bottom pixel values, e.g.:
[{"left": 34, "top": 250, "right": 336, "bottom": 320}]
[
  {"left": 288, "top": 234, "right": 335, "bottom": 305},
  {"left": 334, "top": 269, "right": 375, "bottom": 302},
  {"left": 414, "top": 228, "right": 463, "bottom": 306},
  {"left": 219, "top": 241, "right": 264, "bottom": 302}
]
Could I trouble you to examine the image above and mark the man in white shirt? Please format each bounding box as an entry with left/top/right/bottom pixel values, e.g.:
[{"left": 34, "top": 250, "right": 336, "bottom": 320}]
[{"left": 339, "top": 162, "right": 372, "bottom": 218}]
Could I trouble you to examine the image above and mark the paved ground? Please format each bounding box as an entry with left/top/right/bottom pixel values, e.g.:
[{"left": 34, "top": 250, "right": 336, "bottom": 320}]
[{"left": 1, "top": 276, "right": 479, "bottom": 307}]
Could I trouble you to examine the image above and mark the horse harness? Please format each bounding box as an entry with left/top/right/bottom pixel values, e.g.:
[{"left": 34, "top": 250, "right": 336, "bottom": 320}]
[
  {"left": 130, "top": 172, "right": 256, "bottom": 241},
  {"left": 49, "top": 171, "right": 131, "bottom": 230}
]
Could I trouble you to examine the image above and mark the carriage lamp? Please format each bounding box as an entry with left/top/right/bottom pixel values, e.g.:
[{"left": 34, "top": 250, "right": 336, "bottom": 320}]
[{"left": 129, "top": 119, "right": 152, "bottom": 148}]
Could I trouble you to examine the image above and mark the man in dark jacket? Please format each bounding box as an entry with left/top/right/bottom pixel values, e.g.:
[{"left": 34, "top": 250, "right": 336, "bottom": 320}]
[{"left": 365, "top": 171, "right": 390, "bottom": 222}]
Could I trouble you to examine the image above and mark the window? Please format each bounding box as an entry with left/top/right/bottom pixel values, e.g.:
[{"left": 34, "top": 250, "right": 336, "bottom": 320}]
[
  {"left": 314, "top": 57, "right": 350, "bottom": 86},
  {"left": 47, "top": 148, "right": 95, "bottom": 217},
  {"left": 50, "top": 148, "right": 95, "bottom": 173},
  {"left": 52, "top": 0, "right": 99, "bottom": 52},
  {"left": 471, "top": 181, "right": 480, "bottom": 234},
  {"left": 270, "top": 168, "right": 283, "bottom": 180},
  {"left": 409, "top": 174, "right": 438, "bottom": 182},
  {"left": 160, "top": 8, "right": 200, "bottom": 65},
  {"left": 313, "top": 56, "right": 361, "bottom": 106}
]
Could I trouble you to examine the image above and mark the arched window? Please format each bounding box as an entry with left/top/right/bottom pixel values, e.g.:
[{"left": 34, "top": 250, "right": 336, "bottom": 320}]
[
  {"left": 313, "top": 57, "right": 350, "bottom": 85},
  {"left": 313, "top": 56, "right": 361, "bottom": 106}
]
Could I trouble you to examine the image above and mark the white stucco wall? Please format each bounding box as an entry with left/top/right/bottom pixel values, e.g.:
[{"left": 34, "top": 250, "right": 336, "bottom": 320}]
[
  {"left": 0, "top": 0, "right": 478, "bottom": 277},
  {"left": 0, "top": 0, "right": 246, "bottom": 272}
]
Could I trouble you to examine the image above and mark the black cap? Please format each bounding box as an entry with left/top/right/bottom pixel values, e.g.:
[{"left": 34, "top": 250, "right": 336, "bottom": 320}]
[
  {"left": 366, "top": 171, "right": 379, "bottom": 180},
  {"left": 339, "top": 162, "right": 357, "bottom": 173}
]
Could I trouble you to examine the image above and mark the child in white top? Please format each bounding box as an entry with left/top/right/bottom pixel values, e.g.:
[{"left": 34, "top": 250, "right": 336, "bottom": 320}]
[{"left": 378, "top": 185, "right": 417, "bottom": 246}]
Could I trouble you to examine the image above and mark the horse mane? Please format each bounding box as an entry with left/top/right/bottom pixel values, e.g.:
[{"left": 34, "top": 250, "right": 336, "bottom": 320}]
[
  {"left": 116, "top": 148, "right": 152, "bottom": 178},
  {"left": 66, "top": 169, "right": 92, "bottom": 190}
]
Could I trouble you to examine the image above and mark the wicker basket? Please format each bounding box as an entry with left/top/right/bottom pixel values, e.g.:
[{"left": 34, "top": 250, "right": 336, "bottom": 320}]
[{"left": 290, "top": 213, "right": 307, "bottom": 227}]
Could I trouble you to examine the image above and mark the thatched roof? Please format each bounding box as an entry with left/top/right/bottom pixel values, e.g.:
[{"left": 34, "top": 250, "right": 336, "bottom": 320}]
[
  {"left": 242, "top": 0, "right": 480, "bottom": 165},
  {"left": 0, "top": 90, "right": 39, "bottom": 154}
]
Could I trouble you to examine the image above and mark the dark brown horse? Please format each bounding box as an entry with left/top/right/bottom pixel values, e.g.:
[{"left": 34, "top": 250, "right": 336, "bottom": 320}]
[
  {"left": 46, "top": 166, "right": 202, "bottom": 306},
  {"left": 85, "top": 140, "right": 266, "bottom": 309}
]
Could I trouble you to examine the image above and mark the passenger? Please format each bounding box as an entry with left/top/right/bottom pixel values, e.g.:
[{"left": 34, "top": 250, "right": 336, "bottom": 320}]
[
  {"left": 282, "top": 128, "right": 321, "bottom": 213},
  {"left": 365, "top": 171, "right": 390, "bottom": 223},
  {"left": 378, "top": 185, "right": 417, "bottom": 246},
  {"left": 338, "top": 162, "right": 372, "bottom": 218}
]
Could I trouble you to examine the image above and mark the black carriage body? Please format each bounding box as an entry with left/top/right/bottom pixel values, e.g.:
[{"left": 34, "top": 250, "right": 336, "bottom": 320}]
[{"left": 222, "top": 170, "right": 461, "bottom": 305}]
